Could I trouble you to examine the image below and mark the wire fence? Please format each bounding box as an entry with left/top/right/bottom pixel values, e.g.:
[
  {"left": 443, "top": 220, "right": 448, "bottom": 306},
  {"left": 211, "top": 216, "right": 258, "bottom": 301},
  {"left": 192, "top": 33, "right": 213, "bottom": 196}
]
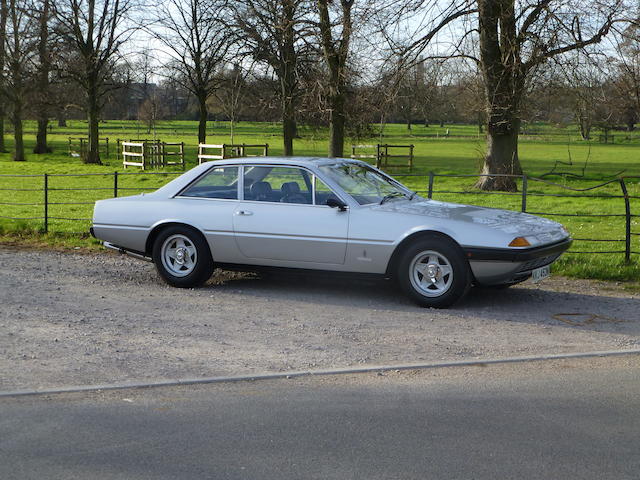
[
  {"left": 0, "top": 171, "right": 182, "bottom": 232},
  {"left": 0, "top": 170, "right": 638, "bottom": 263}
]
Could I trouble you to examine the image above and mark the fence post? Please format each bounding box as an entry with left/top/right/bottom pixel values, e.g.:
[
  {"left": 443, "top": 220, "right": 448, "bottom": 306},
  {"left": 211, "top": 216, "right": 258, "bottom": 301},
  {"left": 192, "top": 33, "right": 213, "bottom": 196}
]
[
  {"left": 428, "top": 171, "right": 434, "bottom": 199},
  {"left": 521, "top": 175, "right": 528, "bottom": 213},
  {"left": 43, "top": 174, "right": 48, "bottom": 233},
  {"left": 619, "top": 178, "right": 631, "bottom": 264},
  {"left": 114, "top": 171, "right": 118, "bottom": 198}
]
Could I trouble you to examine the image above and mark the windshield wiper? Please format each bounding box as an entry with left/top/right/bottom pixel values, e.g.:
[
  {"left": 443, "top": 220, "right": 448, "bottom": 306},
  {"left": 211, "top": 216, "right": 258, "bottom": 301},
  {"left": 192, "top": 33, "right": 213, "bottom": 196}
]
[
  {"left": 409, "top": 191, "right": 418, "bottom": 200},
  {"left": 379, "top": 192, "right": 405, "bottom": 205}
]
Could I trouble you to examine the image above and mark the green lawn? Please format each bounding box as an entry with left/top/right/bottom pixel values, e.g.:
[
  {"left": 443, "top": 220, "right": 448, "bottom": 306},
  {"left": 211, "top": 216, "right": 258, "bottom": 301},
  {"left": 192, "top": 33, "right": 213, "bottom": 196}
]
[{"left": 0, "top": 119, "right": 638, "bottom": 282}]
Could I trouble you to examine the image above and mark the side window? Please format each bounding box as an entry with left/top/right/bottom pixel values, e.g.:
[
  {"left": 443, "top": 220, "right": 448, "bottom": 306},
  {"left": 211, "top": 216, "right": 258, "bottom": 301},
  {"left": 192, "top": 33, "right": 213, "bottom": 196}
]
[
  {"left": 314, "top": 176, "right": 340, "bottom": 206},
  {"left": 246, "top": 167, "right": 312, "bottom": 204},
  {"left": 181, "top": 166, "right": 239, "bottom": 199}
]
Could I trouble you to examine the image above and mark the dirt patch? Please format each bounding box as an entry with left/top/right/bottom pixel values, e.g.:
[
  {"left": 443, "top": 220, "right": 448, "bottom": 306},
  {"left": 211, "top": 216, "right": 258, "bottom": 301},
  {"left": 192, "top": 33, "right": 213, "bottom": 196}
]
[{"left": 1, "top": 246, "right": 639, "bottom": 391}]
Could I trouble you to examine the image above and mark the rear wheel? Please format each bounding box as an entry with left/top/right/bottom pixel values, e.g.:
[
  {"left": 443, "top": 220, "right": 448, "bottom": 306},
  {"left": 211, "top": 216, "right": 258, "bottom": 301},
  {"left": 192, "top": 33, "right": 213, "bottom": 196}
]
[
  {"left": 396, "top": 236, "right": 470, "bottom": 308},
  {"left": 152, "top": 226, "right": 214, "bottom": 288}
]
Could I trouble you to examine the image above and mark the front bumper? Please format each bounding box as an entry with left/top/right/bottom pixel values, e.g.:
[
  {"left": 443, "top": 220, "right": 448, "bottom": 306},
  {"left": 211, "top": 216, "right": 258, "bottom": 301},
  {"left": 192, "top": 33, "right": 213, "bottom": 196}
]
[{"left": 464, "top": 237, "right": 572, "bottom": 286}]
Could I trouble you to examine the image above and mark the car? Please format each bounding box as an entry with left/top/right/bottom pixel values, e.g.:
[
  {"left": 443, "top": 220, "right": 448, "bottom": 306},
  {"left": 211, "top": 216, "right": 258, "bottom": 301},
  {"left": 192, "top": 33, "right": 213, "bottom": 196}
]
[{"left": 91, "top": 157, "right": 572, "bottom": 307}]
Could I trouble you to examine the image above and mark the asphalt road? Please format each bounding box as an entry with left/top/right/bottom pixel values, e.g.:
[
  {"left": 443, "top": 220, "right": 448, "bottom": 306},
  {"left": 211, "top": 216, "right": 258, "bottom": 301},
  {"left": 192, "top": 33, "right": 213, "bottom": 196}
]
[{"left": 2, "top": 355, "right": 639, "bottom": 480}]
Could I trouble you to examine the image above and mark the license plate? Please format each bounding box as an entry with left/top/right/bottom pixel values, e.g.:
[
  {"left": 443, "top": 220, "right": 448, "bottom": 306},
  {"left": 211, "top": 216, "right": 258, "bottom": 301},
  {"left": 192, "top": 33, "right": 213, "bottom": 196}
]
[{"left": 531, "top": 265, "right": 551, "bottom": 283}]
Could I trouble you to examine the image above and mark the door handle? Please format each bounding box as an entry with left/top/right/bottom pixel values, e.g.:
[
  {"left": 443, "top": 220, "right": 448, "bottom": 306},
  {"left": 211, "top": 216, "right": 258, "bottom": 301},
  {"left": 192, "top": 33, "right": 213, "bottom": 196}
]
[{"left": 236, "top": 210, "right": 253, "bottom": 216}]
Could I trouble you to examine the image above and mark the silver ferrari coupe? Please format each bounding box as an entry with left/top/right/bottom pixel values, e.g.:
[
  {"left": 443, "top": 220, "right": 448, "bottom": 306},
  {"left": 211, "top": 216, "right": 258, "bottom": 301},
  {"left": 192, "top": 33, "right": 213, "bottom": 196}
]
[{"left": 91, "top": 157, "right": 572, "bottom": 307}]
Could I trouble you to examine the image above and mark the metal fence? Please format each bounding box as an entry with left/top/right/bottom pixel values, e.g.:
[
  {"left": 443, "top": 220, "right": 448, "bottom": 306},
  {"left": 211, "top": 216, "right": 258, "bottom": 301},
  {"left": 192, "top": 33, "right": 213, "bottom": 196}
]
[
  {"left": 0, "top": 171, "right": 182, "bottom": 233},
  {"left": 0, "top": 171, "right": 638, "bottom": 263}
]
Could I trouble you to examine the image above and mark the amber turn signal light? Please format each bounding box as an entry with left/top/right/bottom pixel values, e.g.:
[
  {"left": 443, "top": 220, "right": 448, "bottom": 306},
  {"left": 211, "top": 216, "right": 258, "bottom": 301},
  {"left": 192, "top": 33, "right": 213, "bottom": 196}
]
[{"left": 508, "top": 237, "right": 531, "bottom": 247}]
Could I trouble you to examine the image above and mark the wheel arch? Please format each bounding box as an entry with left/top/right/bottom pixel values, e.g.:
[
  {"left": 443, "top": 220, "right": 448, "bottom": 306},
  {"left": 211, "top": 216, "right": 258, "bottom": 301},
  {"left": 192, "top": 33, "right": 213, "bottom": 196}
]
[
  {"left": 145, "top": 221, "right": 209, "bottom": 257},
  {"left": 385, "top": 230, "right": 469, "bottom": 277}
]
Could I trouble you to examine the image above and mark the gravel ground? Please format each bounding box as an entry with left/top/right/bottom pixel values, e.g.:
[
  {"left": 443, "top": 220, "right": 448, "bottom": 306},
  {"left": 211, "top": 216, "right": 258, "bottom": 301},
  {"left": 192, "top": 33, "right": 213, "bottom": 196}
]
[{"left": 1, "top": 246, "right": 639, "bottom": 391}]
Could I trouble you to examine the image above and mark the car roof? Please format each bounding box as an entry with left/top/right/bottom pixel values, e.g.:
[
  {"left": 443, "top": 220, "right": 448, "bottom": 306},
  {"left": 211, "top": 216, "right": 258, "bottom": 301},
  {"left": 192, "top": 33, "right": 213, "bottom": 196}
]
[
  {"left": 202, "top": 156, "right": 362, "bottom": 167},
  {"left": 151, "top": 157, "right": 367, "bottom": 199}
]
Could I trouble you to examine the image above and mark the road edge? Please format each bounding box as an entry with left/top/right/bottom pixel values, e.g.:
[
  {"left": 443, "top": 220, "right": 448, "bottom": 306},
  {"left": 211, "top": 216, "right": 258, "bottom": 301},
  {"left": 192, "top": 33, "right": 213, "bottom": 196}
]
[{"left": 2, "top": 349, "right": 640, "bottom": 398}]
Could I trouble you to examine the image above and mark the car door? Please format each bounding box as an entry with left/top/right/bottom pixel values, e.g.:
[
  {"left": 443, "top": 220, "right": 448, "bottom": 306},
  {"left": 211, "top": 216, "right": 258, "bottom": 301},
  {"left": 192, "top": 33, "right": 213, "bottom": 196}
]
[
  {"left": 175, "top": 165, "right": 245, "bottom": 263},
  {"left": 233, "top": 166, "right": 349, "bottom": 265}
]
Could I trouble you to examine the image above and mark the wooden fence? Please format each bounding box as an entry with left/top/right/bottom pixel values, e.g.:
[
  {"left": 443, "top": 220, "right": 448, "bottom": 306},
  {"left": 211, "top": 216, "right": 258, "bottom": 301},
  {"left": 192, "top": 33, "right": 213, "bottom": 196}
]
[
  {"left": 68, "top": 137, "right": 110, "bottom": 159},
  {"left": 198, "top": 143, "right": 269, "bottom": 164},
  {"left": 121, "top": 140, "right": 185, "bottom": 170},
  {"left": 351, "top": 144, "right": 414, "bottom": 171}
]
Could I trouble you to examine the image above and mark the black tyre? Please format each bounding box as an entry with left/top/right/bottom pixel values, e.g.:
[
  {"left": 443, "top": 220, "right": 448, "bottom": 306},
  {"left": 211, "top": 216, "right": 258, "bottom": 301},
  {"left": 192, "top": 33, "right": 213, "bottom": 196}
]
[
  {"left": 152, "top": 226, "right": 214, "bottom": 288},
  {"left": 396, "top": 236, "right": 471, "bottom": 308}
]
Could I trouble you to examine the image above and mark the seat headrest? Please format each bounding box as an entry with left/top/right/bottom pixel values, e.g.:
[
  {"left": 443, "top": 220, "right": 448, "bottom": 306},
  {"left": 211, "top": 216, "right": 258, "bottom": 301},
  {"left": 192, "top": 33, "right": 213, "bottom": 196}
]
[
  {"left": 251, "top": 181, "right": 272, "bottom": 196},
  {"left": 281, "top": 182, "right": 301, "bottom": 195}
]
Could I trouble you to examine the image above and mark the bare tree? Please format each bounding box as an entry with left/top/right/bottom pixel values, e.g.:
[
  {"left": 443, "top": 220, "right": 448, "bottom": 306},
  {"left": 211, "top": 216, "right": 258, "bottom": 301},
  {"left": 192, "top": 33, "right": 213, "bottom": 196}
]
[
  {"left": 5, "top": 0, "right": 34, "bottom": 162},
  {"left": 233, "top": 0, "right": 309, "bottom": 156},
  {"left": 211, "top": 62, "right": 253, "bottom": 143},
  {"left": 0, "top": 0, "right": 7, "bottom": 152},
  {"left": 33, "top": 0, "right": 51, "bottom": 153},
  {"left": 315, "top": 0, "right": 355, "bottom": 157},
  {"left": 381, "top": 0, "right": 623, "bottom": 190},
  {"left": 610, "top": 23, "right": 640, "bottom": 131},
  {"left": 150, "top": 0, "right": 231, "bottom": 144},
  {"left": 557, "top": 54, "right": 609, "bottom": 140},
  {"left": 133, "top": 48, "right": 155, "bottom": 100},
  {"left": 137, "top": 93, "right": 165, "bottom": 135},
  {"left": 455, "top": 68, "right": 486, "bottom": 132},
  {"left": 54, "top": 0, "right": 135, "bottom": 164}
]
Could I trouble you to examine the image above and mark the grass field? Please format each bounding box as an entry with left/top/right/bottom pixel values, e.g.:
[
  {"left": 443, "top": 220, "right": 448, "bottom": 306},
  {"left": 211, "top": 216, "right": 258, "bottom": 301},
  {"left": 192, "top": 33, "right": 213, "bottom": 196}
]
[{"left": 0, "top": 119, "right": 638, "bottom": 282}]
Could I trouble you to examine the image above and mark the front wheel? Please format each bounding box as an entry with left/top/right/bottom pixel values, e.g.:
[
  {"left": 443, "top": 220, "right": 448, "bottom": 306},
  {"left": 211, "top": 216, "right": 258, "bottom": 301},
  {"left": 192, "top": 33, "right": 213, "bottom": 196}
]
[
  {"left": 152, "top": 226, "right": 214, "bottom": 288},
  {"left": 396, "top": 237, "right": 471, "bottom": 308}
]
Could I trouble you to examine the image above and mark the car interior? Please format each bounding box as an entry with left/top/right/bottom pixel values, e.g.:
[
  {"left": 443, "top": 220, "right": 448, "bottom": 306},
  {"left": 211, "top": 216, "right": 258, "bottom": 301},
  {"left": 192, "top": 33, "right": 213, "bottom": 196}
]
[{"left": 181, "top": 165, "right": 343, "bottom": 206}]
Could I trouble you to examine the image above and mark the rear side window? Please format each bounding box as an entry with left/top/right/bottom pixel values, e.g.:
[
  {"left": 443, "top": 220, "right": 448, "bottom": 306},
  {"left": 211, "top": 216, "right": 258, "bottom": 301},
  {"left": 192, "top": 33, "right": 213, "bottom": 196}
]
[{"left": 181, "top": 167, "right": 239, "bottom": 199}]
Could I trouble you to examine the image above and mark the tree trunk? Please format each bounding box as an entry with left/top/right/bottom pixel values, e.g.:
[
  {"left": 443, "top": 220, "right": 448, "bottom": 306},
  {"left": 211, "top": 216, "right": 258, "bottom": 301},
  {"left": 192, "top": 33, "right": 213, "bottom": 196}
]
[
  {"left": 328, "top": 94, "right": 346, "bottom": 157},
  {"left": 12, "top": 99, "right": 24, "bottom": 161},
  {"left": 476, "top": 0, "right": 524, "bottom": 191},
  {"left": 33, "top": 0, "right": 50, "bottom": 154},
  {"left": 198, "top": 96, "right": 207, "bottom": 144},
  {"left": 0, "top": 0, "right": 6, "bottom": 154},
  {"left": 34, "top": 118, "right": 50, "bottom": 153},
  {"left": 85, "top": 86, "right": 101, "bottom": 164},
  {"left": 316, "top": 0, "right": 351, "bottom": 159},
  {"left": 579, "top": 117, "right": 591, "bottom": 141},
  {"left": 282, "top": 97, "right": 295, "bottom": 156},
  {"left": 57, "top": 108, "right": 67, "bottom": 127},
  {"left": 476, "top": 116, "right": 520, "bottom": 191},
  {"left": 279, "top": 0, "right": 298, "bottom": 157},
  {"left": 0, "top": 114, "right": 5, "bottom": 152}
]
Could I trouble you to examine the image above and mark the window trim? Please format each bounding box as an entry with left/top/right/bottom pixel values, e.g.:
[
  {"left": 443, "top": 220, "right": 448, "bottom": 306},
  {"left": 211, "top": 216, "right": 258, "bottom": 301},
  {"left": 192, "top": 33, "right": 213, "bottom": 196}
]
[
  {"left": 174, "top": 164, "right": 241, "bottom": 201},
  {"left": 240, "top": 164, "right": 348, "bottom": 207}
]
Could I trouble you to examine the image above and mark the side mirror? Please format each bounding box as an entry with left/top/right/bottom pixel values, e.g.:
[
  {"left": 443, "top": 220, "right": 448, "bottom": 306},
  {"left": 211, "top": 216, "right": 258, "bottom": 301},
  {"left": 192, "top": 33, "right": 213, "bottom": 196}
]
[{"left": 326, "top": 198, "right": 348, "bottom": 211}]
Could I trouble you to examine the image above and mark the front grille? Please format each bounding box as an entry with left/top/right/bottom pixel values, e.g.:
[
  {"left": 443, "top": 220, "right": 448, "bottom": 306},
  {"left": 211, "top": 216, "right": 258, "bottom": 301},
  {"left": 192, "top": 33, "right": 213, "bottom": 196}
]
[{"left": 516, "top": 253, "right": 561, "bottom": 273}]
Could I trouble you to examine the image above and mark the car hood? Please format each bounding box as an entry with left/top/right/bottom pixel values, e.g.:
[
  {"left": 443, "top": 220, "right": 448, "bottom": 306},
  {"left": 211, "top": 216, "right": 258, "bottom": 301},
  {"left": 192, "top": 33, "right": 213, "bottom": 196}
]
[{"left": 373, "top": 198, "right": 568, "bottom": 245}]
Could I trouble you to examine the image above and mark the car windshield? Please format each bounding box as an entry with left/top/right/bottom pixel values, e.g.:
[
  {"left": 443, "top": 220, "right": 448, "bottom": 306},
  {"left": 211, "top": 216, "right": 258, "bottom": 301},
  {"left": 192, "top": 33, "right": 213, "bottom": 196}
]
[{"left": 319, "top": 163, "right": 412, "bottom": 205}]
